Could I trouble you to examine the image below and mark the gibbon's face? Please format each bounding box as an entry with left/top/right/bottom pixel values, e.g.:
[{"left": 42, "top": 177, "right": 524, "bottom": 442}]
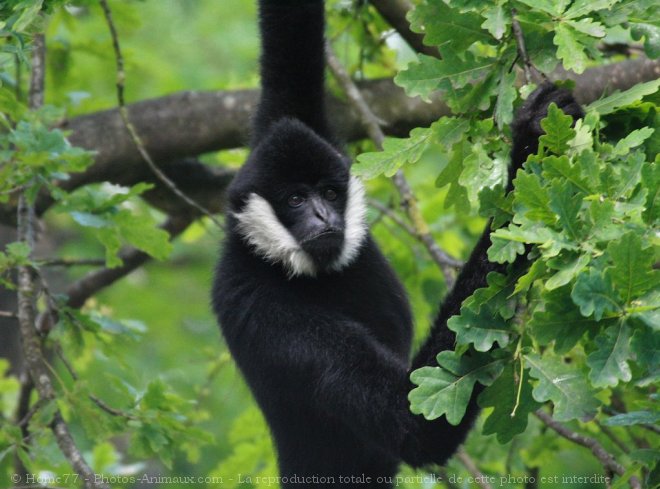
[{"left": 229, "top": 119, "right": 367, "bottom": 277}]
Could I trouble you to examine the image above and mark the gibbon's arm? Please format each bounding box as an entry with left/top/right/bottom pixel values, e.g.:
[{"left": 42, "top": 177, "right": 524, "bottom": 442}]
[
  {"left": 412, "top": 83, "right": 584, "bottom": 371},
  {"left": 400, "top": 84, "right": 584, "bottom": 467},
  {"left": 241, "top": 303, "right": 417, "bottom": 458},
  {"left": 253, "top": 0, "right": 331, "bottom": 144}
]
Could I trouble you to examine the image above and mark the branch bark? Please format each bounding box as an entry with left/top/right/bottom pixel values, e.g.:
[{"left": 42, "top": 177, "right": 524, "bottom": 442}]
[{"left": 54, "top": 57, "right": 660, "bottom": 182}]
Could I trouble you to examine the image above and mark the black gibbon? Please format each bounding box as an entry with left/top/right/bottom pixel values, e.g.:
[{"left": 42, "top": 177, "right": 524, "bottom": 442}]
[{"left": 212, "top": 0, "right": 583, "bottom": 487}]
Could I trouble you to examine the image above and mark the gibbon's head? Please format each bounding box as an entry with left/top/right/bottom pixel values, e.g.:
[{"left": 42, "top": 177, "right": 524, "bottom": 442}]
[{"left": 228, "top": 118, "right": 367, "bottom": 278}]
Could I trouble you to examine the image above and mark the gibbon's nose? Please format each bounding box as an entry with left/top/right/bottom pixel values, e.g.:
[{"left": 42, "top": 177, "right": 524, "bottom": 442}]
[{"left": 311, "top": 197, "right": 332, "bottom": 224}]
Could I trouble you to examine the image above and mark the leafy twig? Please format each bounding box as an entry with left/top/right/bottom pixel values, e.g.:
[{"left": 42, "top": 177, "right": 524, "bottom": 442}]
[
  {"left": 594, "top": 420, "right": 631, "bottom": 454},
  {"left": 65, "top": 215, "right": 191, "bottom": 308},
  {"left": 15, "top": 33, "right": 109, "bottom": 489},
  {"left": 511, "top": 9, "right": 547, "bottom": 85},
  {"left": 53, "top": 342, "right": 137, "bottom": 420},
  {"left": 369, "top": 199, "right": 464, "bottom": 268},
  {"left": 98, "top": 0, "right": 223, "bottom": 228},
  {"left": 534, "top": 410, "right": 641, "bottom": 489},
  {"left": 326, "top": 43, "right": 460, "bottom": 286}
]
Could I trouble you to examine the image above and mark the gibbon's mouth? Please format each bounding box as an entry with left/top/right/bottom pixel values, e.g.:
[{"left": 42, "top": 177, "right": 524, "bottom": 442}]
[{"left": 301, "top": 228, "right": 343, "bottom": 245}]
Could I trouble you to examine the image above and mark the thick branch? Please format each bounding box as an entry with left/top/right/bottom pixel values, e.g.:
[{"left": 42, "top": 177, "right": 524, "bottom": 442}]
[
  {"left": 0, "top": 58, "right": 657, "bottom": 227},
  {"left": 61, "top": 57, "right": 660, "bottom": 183},
  {"left": 59, "top": 78, "right": 447, "bottom": 192}
]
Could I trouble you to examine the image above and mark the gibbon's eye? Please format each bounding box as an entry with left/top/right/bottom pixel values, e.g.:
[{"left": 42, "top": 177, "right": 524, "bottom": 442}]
[
  {"left": 288, "top": 194, "right": 305, "bottom": 208},
  {"left": 323, "top": 188, "right": 338, "bottom": 201}
]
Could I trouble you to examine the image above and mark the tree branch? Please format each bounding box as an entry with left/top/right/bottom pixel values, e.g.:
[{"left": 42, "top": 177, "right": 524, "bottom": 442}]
[
  {"left": 14, "top": 33, "right": 109, "bottom": 489},
  {"left": 0, "top": 59, "right": 657, "bottom": 227},
  {"left": 369, "top": 199, "right": 464, "bottom": 269},
  {"left": 534, "top": 411, "right": 641, "bottom": 489},
  {"left": 326, "top": 44, "right": 460, "bottom": 286},
  {"left": 65, "top": 215, "right": 191, "bottom": 309},
  {"left": 456, "top": 448, "right": 494, "bottom": 489},
  {"left": 368, "top": 0, "right": 440, "bottom": 58}
]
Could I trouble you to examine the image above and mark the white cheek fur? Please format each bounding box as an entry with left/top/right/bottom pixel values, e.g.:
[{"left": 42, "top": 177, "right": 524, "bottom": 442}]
[{"left": 233, "top": 176, "right": 368, "bottom": 277}]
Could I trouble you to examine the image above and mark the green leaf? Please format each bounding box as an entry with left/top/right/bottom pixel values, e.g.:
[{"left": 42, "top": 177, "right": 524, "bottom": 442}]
[
  {"left": 481, "top": 4, "right": 511, "bottom": 40},
  {"left": 513, "top": 170, "right": 555, "bottom": 224},
  {"left": 459, "top": 144, "right": 507, "bottom": 208},
  {"left": 585, "top": 79, "right": 660, "bottom": 115},
  {"left": 515, "top": 0, "right": 567, "bottom": 16},
  {"left": 612, "top": 127, "right": 655, "bottom": 156},
  {"left": 479, "top": 365, "right": 542, "bottom": 444},
  {"left": 642, "top": 160, "right": 659, "bottom": 223},
  {"left": 587, "top": 320, "right": 632, "bottom": 387},
  {"left": 529, "top": 288, "right": 602, "bottom": 354},
  {"left": 631, "top": 325, "right": 660, "bottom": 374},
  {"left": 553, "top": 24, "right": 589, "bottom": 74},
  {"left": 565, "top": 19, "right": 605, "bottom": 38},
  {"left": 540, "top": 103, "right": 577, "bottom": 155},
  {"left": 69, "top": 211, "right": 112, "bottom": 229},
  {"left": 525, "top": 353, "right": 599, "bottom": 421},
  {"left": 436, "top": 139, "right": 471, "bottom": 212},
  {"left": 602, "top": 410, "right": 660, "bottom": 427},
  {"left": 487, "top": 236, "right": 525, "bottom": 264},
  {"left": 571, "top": 269, "right": 620, "bottom": 320},
  {"left": 545, "top": 254, "right": 590, "bottom": 290},
  {"left": 542, "top": 155, "right": 592, "bottom": 194},
  {"left": 354, "top": 127, "right": 434, "bottom": 179},
  {"left": 395, "top": 51, "right": 495, "bottom": 100},
  {"left": 97, "top": 228, "right": 123, "bottom": 268},
  {"left": 514, "top": 259, "right": 547, "bottom": 295},
  {"left": 115, "top": 212, "right": 173, "bottom": 261},
  {"left": 6, "top": 242, "right": 31, "bottom": 264},
  {"left": 494, "top": 67, "right": 517, "bottom": 130},
  {"left": 548, "top": 180, "right": 583, "bottom": 240},
  {"left": 607, "top": 232, "right": 658, "bottom": 303},
  {"left": 563, "top": 0, "right": 621, "bottom": 19},
  {"left": 478, "top": 184, "right": 513, "bottom": 229},
  {"left": 409, "top": 351, "right": 505, "bottom": 424},
  {"left": 630, "top": 22, "right": 660, "bottom": 59},
  {"left": 409, "top": 0, "right": 492, "bottom": 51},
  {"left": 447, "top": 301, "right": 512, "bottom": 352}
]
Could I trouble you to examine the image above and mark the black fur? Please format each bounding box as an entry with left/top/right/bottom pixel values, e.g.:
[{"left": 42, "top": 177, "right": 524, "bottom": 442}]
[{"left": 212, "top": 1, "right": 583, "bottom": 486}]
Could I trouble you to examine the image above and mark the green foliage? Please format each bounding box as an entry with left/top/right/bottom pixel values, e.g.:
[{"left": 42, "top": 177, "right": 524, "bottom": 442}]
[{"left": 356, "top": 2, "right": 660, "bottom": 482}]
